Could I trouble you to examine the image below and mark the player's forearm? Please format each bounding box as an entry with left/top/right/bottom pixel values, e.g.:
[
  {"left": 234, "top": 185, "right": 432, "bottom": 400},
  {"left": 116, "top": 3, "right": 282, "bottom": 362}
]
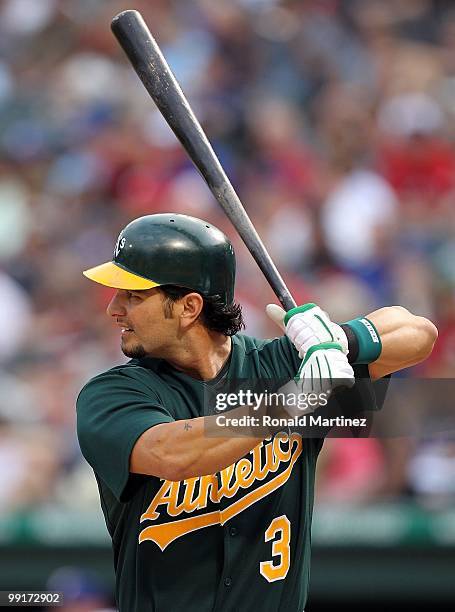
[
  {"left": 130, "top": 406, "right": 264, "bottom": 481},
  {"left": 366, "top": 306, "right": 438, "bottom": 379}
]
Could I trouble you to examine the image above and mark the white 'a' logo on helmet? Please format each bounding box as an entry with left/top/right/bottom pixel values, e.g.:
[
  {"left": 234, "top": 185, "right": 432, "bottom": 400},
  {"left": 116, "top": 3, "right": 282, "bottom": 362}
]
[{"left": 114, "top": 232, "right": 126, "bottom": 258}]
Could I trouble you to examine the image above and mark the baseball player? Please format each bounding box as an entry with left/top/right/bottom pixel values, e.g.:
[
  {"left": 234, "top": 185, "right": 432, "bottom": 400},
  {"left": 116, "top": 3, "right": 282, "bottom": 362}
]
[{"left": 77, "top": 213, "right": 437, "bottom": 612}]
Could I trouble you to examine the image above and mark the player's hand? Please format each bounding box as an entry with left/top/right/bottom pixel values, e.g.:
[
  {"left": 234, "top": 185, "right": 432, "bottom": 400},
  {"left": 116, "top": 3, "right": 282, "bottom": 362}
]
[
  {"left": 293, "top": 342, "right": 354, "bottom": 394},
  {"left": 266, "top": 302, "right": 354, "bottom": 406},
  {"left": 266, "top": 302, "right": 349, "bottom": 358},
  {"left": 275, "top": 343, "right": 355, "bottom": 419}
]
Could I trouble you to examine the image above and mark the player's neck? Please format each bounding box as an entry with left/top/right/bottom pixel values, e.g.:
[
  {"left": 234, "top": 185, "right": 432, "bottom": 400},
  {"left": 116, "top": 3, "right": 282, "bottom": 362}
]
[{"left": 165, "top": 331, "right": 232, "bottom": 381}]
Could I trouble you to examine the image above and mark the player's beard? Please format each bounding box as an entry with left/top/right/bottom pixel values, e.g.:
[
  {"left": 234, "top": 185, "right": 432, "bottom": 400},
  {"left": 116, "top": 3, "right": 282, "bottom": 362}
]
[{"left": 121, "top": 339, "right": 147, "bottom": 359}]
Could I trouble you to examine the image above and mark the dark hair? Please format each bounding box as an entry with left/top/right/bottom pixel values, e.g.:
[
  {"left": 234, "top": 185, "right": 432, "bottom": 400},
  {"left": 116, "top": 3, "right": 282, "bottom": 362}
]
[{"left": 159, "top": 285, "right": 245, "bottom": 336}]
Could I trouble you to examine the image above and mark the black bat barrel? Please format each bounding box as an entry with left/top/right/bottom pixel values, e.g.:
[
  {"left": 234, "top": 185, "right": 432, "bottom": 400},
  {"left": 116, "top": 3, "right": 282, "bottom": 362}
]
[{"left": 111, "top": 10, "right": 296, "bottom": 311}]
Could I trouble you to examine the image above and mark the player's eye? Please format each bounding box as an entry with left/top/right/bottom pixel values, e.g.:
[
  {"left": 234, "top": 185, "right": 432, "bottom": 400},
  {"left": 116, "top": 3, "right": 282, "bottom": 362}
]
[{"left": 128, "top": 291, "right": 142, "bottom": 301}]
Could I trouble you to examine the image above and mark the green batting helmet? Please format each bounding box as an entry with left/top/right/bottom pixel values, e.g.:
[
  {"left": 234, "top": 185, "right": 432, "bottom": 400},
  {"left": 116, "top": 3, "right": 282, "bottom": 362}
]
[{"left": 83, "top": 213, "right": 236, "bottom": 305}]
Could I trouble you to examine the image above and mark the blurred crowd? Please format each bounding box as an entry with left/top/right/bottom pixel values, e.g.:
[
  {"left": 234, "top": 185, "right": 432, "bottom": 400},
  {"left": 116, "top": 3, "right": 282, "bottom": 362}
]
[{"left": 0, "top": 0, "right": 455, "bottom": 522}]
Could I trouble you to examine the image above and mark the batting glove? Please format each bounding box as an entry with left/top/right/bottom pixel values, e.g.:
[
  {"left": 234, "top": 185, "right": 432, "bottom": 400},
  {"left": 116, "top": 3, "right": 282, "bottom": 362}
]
[
  {"left": 274, "top": 343, "right": 355, "bottom": 419},
  {"left": 266, "top": 302, "right": 354, "bottom": 398},
  {"left": 266, "top": 302, "right": 349, "bottom": 358},
  {"left": 293, "top": 342, "right": 354, "bottom": 394}
]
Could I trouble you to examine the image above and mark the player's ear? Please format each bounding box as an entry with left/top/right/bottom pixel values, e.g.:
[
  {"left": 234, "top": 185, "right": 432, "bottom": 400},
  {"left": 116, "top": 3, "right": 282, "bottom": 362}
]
[{"left": 179, "top": 292, "right": 204, "bottom": 327}]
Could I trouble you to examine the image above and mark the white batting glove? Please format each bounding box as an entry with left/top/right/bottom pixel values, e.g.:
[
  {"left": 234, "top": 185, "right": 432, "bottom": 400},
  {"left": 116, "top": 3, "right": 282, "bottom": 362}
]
[
  {"left": 266, "top": 302, "right": 349, "bottom": 358},
  {"left": 278, "top": 344, "right": 355, "bottom": 417},
  {"left": 293, "top": 343, "right": 354, "bottom": 394},
  {"left": 266, "top": 302, "right": 354, "bottom": 407}
]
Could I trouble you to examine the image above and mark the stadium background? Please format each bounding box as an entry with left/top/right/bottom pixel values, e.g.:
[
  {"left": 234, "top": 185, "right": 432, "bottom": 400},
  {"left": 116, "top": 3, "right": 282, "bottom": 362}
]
[{"left": 0, "top": 0, "right": 454, "bottom": 610}]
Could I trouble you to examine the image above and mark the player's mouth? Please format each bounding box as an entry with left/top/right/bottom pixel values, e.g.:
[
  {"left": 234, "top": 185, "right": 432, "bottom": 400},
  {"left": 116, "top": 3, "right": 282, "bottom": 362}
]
[{"left": 117, "top": 322, "right": 135, "bottom": 336}]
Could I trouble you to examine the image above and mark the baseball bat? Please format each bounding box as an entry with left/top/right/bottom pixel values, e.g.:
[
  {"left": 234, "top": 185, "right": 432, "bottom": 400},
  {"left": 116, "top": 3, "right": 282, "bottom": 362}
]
[{"left": 111, "top": 10, "right": 296, "bottom": 311}]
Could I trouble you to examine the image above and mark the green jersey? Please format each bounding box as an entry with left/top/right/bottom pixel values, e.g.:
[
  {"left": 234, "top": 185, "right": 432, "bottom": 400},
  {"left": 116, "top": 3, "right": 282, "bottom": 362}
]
[{"left": 77, "top": 334, "right": 381, "bottom": 612}]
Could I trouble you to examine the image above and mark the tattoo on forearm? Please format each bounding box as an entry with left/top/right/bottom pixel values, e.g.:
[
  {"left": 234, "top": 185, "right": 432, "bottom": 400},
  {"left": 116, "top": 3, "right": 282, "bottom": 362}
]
[{"left": 184, "top": 422, "right": 192, "bottom": 431}]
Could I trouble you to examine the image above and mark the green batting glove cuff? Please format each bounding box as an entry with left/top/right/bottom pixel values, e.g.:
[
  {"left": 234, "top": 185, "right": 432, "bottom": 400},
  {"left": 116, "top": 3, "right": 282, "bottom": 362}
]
[
  {"left": 343, "top": 317, "right": 382, "bottom": 364},
  {"left": 296, "top": 341, "right": 343, "bottom": 381},
  {"left": 284, "top": 303, "right": 317, "bottom": 326}
]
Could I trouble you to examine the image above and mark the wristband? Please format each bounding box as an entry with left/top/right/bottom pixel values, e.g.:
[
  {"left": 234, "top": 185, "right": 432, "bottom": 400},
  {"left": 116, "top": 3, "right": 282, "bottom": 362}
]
[{"left": 341, "top": 317, "right": 382, "bottom": 364}]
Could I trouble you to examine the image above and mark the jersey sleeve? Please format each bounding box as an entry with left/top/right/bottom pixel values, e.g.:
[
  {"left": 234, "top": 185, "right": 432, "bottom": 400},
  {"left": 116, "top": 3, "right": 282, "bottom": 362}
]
[
  {"left": 76, "top": 369, "right": 174, "bottom": 502},
  {"left": 257, "top": 335, "right": 302, "bottom": 380},
  {"left": 335, "top": 364, "right": 391, "bottom": 413},
  {"left": 310, "top": 364, "right": 391, "bottom": 442}
]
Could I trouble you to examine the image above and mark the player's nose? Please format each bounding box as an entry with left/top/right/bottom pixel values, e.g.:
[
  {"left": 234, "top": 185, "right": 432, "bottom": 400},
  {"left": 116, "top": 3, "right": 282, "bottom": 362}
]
[{"left": 106, "top": 290, "right": 127, "bottom": 317}]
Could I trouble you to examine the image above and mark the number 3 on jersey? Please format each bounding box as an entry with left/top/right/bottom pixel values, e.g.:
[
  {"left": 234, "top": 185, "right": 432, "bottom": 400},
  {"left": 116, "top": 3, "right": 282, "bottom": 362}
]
[{"left": 259, "top": 515, "right": 291, "bottom": 582}]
